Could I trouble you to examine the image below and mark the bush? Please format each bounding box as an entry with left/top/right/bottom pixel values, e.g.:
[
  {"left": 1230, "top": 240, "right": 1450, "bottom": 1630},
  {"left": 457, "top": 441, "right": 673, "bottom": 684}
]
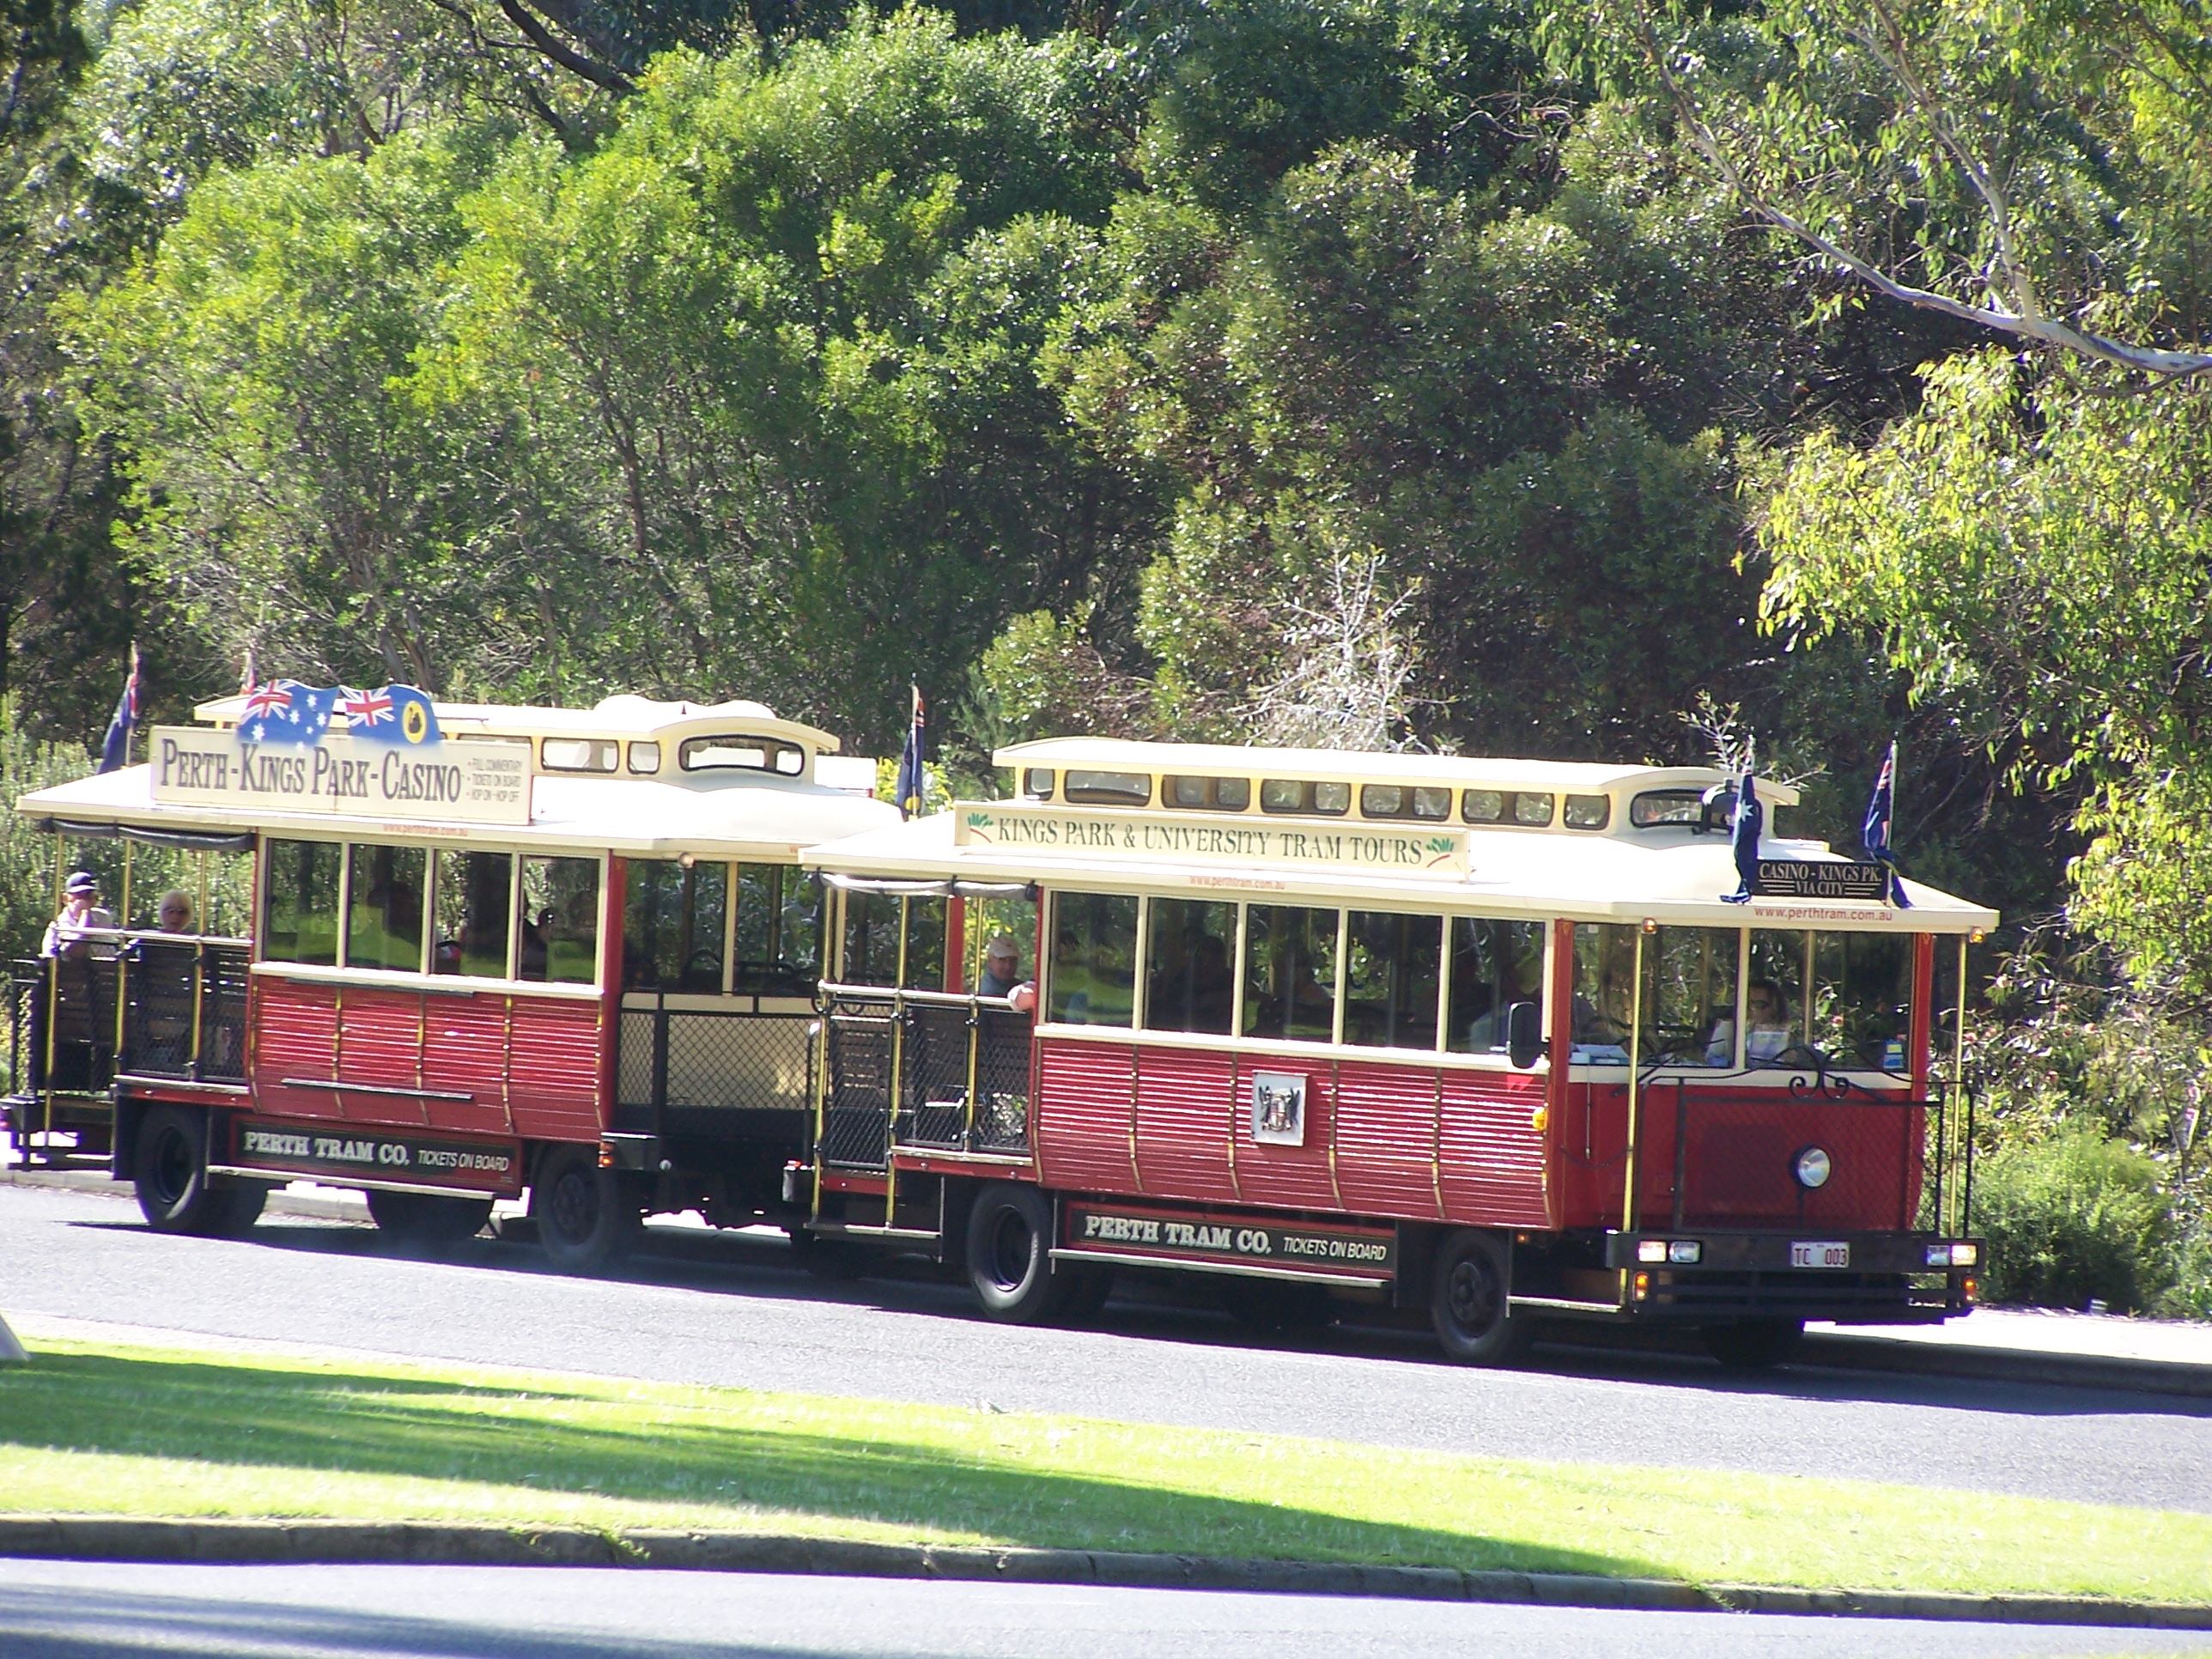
[{"left": 1973, "top": 1127, "right": 2175, "bottom": 1314}]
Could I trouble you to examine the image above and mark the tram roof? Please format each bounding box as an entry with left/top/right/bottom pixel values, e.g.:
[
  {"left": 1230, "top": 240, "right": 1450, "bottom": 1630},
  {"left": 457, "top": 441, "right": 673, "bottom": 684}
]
[
  {"left": 803, "top": 806, "right": 1999, "bottom": 933},
  {"left": 16, "top": 760, "right": 896, "bottom": 859},
  {"left": 994, "top": 738, "right": 1802, "bottom": 805}
]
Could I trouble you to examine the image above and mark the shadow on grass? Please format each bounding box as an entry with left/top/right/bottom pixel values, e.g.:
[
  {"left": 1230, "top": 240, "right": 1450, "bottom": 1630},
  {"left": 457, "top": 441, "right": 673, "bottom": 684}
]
[{"left": 0, "top": 1352, "right": 1654, "bottom": 1578}]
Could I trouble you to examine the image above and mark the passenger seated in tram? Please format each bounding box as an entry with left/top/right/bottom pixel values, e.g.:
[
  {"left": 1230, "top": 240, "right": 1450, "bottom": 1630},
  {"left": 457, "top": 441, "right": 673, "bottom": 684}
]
[
  {"left": 1706, "top": 978, "right": 1795, "bottom": 1066},
  {"left": 137, "top": 890, "right": 202, "bottom": 1071},
  {"left": 41, "top": 871, "right": 115, "bottom": 961},
  {"left": 155, "top": 891, "right": 195, "bottom": 934},
  {"left": 518, "top": 910, "right": 550, "bottom": 980}
]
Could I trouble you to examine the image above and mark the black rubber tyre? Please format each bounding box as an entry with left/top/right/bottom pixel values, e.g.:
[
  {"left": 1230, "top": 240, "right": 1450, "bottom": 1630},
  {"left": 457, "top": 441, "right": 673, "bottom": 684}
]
[
  {"left": 965, "top": 1182, "right": 1073, "bottom": 1324},
  {"left": 529, "top": 1145, "right": 641, "bottom": 1273},
  {"left": 368, "top": 1188, "right": 494, "bottom": 1248},
  {"left": 1056, "top": 1264, "right": 1115, "bottom": 1324},
  {"left": 1215, "top": 1277, "right": 1333, "bottom": 1332},
  {"left": 1702, "top": 1317, "right": 1805, "bottom": 1371},
  {"left": 207, "top": 1182, "right": 270, "bottom": 1237},
  {"left": 135, "top": 1105, "right": 238, "bottom": 1236},
  {"left": 1430, "top": 1229, "right": 1534, "bottom": 1365}
]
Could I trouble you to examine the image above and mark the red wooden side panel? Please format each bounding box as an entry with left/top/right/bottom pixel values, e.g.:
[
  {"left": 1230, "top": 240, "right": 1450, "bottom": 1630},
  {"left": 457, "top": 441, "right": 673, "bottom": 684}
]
[
  {"left": 1035, "top": 1039, "right": 1138, "bottom": 1195},
  {"left": 1334, "top": 1060, "right": 1443, "bottom": 1219},
  {"left": 1230, "top": 1060, "right": 1340, "bottom": 1212},
  {"left": 333, "top": 984, "right": 427, "bottom": 1128},
  {"left": 250, "top": 977, "right": 344, "bottom": 1122},
  {"left": 1132, "top": 1047, "right": 1238, "bottom": 1204},
  {"left": 506, "top": 995, "right": 605, "bottom": 1142},
  {"left": 1438, "top": 1068, "right": 1549, "bottom": 1227},
  {"left": 420, "top": 992, "right": 518, "bottom": 1139}
]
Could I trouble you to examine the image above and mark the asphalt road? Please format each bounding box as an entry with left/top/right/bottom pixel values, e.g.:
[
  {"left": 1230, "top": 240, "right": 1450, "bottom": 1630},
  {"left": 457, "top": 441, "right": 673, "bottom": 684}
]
[
  {"left": 1, "top": 1564, "right": 2208, "bottom": 1659},
  {"left": 1, "top": 1182, "right": 2208, "bottom": 1513}
]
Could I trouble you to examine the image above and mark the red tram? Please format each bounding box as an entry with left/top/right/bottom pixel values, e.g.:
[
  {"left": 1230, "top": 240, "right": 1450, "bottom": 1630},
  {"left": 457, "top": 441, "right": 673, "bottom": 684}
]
[
  {"left": 8, "top": 693, "right": 893, "bottom": 1264},
  {"left": 798, "top": 740, "right": 1990, "bottom": 1367}
]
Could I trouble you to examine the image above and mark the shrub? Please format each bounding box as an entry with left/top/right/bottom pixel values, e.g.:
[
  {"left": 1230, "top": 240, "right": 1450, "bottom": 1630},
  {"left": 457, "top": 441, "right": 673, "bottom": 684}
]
[{"left": 1973, "top": 1127, "right": 2174, "bottom": 1313}]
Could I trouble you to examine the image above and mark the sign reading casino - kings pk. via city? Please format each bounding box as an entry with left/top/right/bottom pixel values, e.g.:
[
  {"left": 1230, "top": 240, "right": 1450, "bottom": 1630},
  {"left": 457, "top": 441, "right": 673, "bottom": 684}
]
[{"left": 149, "top": 724, "right": 532, "bottom": 826}]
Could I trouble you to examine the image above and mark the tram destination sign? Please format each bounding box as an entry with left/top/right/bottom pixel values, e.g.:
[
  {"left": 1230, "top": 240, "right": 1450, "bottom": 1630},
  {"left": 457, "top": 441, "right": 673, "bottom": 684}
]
[
  {"left": 956, "top": 802, "right": 1468, "bottom": 878},
  {"left": 1754, "top": 860, "right": 1892, "bottom": 901},
  {"left": 149, "top": 724, "right": 532, "bottom": 826}
]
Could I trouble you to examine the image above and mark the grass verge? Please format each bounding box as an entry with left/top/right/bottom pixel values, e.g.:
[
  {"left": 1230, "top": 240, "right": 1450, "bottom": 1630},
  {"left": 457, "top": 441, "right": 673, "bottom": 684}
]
[{"left": 0, "top": 1337, "right": 2206, "bottom": 1604}]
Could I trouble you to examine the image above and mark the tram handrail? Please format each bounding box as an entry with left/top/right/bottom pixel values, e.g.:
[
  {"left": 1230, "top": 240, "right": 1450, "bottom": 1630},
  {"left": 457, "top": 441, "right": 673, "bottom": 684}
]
[
  {"left": 815, "top": 981, "right": 1033, "bottom": 1170},
  {"left": 816, "top": 981, "right": 1024, "bottom": 1012}
]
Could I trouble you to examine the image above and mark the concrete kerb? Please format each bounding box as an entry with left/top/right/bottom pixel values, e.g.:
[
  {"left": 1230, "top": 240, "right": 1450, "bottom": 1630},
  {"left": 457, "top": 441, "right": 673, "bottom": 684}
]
[{"left": 0, "top": 1519, "right": 2207, "bottom": 1630}]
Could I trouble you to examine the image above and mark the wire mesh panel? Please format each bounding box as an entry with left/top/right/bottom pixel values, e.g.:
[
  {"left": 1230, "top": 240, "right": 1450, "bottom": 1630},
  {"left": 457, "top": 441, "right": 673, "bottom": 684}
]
[
  {"left": 1664, "top": 1087, "right": 1929, "bottom": 1231},
  {"left": 613, "top": 1005, "right": 816, "bottom": 1117},
  {"left": 9, "top": 957, "right": 116, "bottom": 1095},
  {"left": 972, "top": 1009, "right": 1032, "bottom": 1153},
  {"left": 901, "top": 1005, "right": 974, "bottom": 1151},
  {"left": 118, "top": 941, "right": 250, "bottom": 1084},
  {"left": 822, "top": 1009, "right": 894, "bottom": 1169}
]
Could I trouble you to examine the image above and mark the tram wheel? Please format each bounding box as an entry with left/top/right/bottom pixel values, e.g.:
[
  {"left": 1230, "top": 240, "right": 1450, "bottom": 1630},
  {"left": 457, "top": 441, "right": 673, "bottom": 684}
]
[
  {"left": 529, "top": 1146, "right": 641, "bottom": 1273},
  {"left": 134, "top": 1105, "right": 263, "bottom": 1237},
  {"left": 964, "top": 1182, "right": 1075, "bottom": 1325},
  {"left": 1701, "top": 1317, "right": 1805, "bottom": 1371},
  {"left": 368, "top": 1188, "right": 494, "bottom": 1249},
  {"left": 1430, "top": 1229, "right": 1533, "bottom": 1366}
]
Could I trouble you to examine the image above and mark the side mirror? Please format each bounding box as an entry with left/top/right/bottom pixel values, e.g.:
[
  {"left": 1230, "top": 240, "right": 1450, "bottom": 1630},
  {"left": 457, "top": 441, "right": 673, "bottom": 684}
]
[{"left": 1506, "top": 1001, "right": 1544, "bottom": 1071}]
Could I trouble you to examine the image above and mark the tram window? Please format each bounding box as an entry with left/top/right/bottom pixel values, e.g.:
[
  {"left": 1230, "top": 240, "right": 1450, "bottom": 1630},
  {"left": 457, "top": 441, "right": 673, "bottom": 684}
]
[
  {"left": 1514, "top": 792, "right": 1555, "bottom": 826},
  {"left": 1022, "top": 768, "right": 1055, "bottom": 800},
  {"left": 520, "top": 856, "right": 599, "bottom": 983},
  {"left": 842, "top": 890, "right": 902, "bottom": 988},
  {"left": 1164, "top": 775, "right": 1251, "bottom": 811},
  {"left": 1618, "top": 924, "right": 1741, "bottom": 1067},
  {"left": 1630, "top": 789, "right": 1705, "bottom": 828},
  {"left": 262, "top": 839, "right": 341, "bottom": 966},
  {"left": 781, "top": 871, "right": 825, "bottom": 982},
  {"left": 1063, "top": 769, "right": 1152, "bottom": 807},
  {"left": 964, "top": 890, "right": 1036, "bottom": 990},
  {"left": 680, "top": 734, "right": 805, "bottom": 775},
  {"left": 1746, "top": 930, "right": 1811, "bottom": 1065},
  {"left": 1260, "top": 779, "right": 1350, "bottom": 817},
  {"left": 344, "top": 843, "right": 426, "bottom": 973},
  {"left": 1358, "top": 784, "right": 1453, "bottom": 821},
  {"left": 1344, "top": 911, "right": 1442, "bottom": 1050},
  {"left": 1048, "top": 892, "right": 1137, "bottom": 1025},
  {"left": 1143, "top": 898, "right": 1236, "bottom": 1034},
  {"left": 1564, "top": 793, "right": 1610, "bottom": 830},
  {"left": 1243, "top": 905, "right": 1340, "bottom": 1042},
  {"left": 1461, "top": 789, "right": 1553, "bottom": 826},
  {"left": 1446, "top": 916, "right": 1547, "bottom": 1054},
  {"left": 432, "top": 851, "right": 514, "bottom": 979},
  {"left": 623, "top": 859, "right": 727, "bottom": 992},
  {"left": 1569, "top": 923, "right": 1635, "bottom": 1062},
  {"left": 1814, "top": 930, "right": 1913, "bottom": 1072},
  {"left": 628, "top": 742, "right": 661, "bottom": 775},
  {"left": 1461, "top": 789, "right": 1503, "bottom": 823},
  {"left": 543, "top": 738, "right": 618, "bottom": 773}
]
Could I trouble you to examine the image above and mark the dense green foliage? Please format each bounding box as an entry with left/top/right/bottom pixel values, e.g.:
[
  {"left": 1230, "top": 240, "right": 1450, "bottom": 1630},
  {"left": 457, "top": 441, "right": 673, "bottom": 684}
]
[{"left": 5, "top": 0, "right": 2211, "bottom": 1307}]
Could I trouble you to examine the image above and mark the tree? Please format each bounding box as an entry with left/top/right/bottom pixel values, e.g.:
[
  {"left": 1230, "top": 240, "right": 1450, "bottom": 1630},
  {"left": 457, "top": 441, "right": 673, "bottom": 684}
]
[{"left": 1607, "top": 0, "right": 2212, "bottom": 377}]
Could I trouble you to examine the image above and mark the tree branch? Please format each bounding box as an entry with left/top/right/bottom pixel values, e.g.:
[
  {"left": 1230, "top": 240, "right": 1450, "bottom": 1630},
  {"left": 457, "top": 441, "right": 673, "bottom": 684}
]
[
  {"left": 495, "top": 0, "right": 634, "bottom": 94},
  {"left": 1638, "top": 15, "right": 2212, "bottom": 380}
]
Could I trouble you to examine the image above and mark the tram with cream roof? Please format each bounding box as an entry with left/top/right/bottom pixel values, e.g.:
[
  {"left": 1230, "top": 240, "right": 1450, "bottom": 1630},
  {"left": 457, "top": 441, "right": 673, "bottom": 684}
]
[
  {"left": 7, "top": 691, "right": 895, "bottom": 1265},
  {"left": 798, "top": 738, "right": 1993, "bottom": 1367}
]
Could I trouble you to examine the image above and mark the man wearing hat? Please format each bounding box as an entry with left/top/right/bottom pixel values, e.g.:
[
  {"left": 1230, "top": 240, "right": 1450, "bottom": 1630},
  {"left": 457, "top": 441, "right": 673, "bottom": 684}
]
[
  {"left": 42, "top": 872, "right": 116, "bottom": 960},
  {"left": 977, "top": 933, "right": 1034, "bottom": 1009}
]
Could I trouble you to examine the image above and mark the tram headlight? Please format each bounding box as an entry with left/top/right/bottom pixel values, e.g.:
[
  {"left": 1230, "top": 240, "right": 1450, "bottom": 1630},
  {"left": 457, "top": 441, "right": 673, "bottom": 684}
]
[
  {"left": 1925, "top": 1242, "right": 1979, "bottom": 1267},
  {"left": 1792, "top": 1146, "right": 1832, "bottom": 1189}
]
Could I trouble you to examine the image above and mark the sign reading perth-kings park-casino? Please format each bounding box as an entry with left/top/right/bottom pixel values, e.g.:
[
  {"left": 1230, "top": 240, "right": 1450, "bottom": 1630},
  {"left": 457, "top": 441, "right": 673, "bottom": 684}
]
[{"left": 149, "top": 680, "right": 531, "bottom": 827}]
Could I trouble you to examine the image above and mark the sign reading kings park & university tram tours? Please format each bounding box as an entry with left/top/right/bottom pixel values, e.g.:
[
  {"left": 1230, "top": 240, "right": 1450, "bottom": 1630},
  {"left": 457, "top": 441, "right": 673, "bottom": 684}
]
[{"left": 149, "top": 723, "right": 532, "bottom": 826}]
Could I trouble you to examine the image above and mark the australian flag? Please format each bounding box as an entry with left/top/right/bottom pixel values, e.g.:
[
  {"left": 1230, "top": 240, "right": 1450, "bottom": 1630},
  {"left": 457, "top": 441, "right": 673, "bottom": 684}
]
[
  {"left": 343, "top": 684, "right": 441, "bottom": 745},
  {"left": 240, "top": 680, "right": 337, "bottom": 746},
  {"left": 97, "top": 647, "right": 141, "bottom": 774},
  {"left": 894, "top": 685, "right": 926, "bottom": 820},
  {"left": 1863, "top": 740, "right": 1911, "bottom": 908},
  {"left": 1721, "top": 772, "right": 1763, "bottom": 903}
]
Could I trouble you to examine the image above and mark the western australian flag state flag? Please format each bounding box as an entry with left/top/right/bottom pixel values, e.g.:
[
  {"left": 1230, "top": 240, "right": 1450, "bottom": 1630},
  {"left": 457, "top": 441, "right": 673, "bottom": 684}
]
[
  {"left": 1721, "top": 772, "right": 1763, "bottom": 904},
  {"left": 1863, "top": 740, "right": 1911, "bottom": 908},
  {"left": 342, "top": 684, "right": 441, "bottom": 745},
  {"left": 894, "top": 685, "right": 926, "bottom": 820},
  {"left": 240, "top": 680, "right": 337, "bottom": 746}
]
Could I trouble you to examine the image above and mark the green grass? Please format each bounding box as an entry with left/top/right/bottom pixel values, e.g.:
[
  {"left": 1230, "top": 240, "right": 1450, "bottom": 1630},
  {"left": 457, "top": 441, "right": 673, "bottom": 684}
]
[{"left": 0, "top": 1338, "right": 2207, "bottom": 1604}]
